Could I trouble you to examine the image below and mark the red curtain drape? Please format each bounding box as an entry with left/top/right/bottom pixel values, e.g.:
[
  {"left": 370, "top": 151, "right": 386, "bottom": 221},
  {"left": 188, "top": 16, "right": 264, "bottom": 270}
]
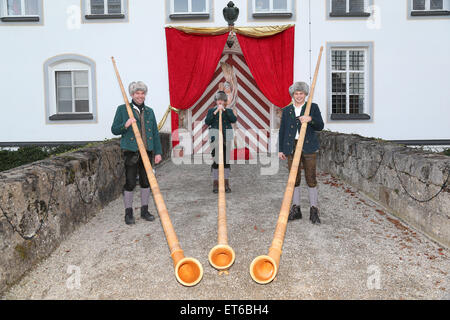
[
  {"left": 236, "top": 26, "right": 295, "bottom": 108},
  {"left": 165, "top": 28, "right": 229, "bottom": 147}
]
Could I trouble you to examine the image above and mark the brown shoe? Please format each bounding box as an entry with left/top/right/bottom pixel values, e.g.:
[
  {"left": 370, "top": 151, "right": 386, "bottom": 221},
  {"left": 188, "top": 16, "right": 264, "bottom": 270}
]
[
  {"left": 225, "top": 179, "right": 231, "bottom": 193},
  {"left": 213, "top": 180, "right": 218, "bottom": 193}
]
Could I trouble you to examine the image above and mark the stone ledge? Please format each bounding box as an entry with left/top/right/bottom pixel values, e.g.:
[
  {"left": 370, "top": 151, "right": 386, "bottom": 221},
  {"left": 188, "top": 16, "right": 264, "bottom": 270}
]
[
  {"left": 0, "top": 133, "right": 170, "bottom": 294},
  {"left": 317, "top": 131, "right": 450, "bottom": 248}
]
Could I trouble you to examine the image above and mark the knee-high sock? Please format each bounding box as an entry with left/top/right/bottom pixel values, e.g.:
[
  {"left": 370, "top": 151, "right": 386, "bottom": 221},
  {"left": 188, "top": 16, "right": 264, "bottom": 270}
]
[
  {"left": 308, "top": 187, "right": 318, "bottom": 208},
  {"left": 293, "top": 186, "right": 301, "bottom": 206},
  {"left": 123, "top": 191, "right": 134, "bottom": 210},
  {"left": 141, "top": 188, "right": 150, "bottom": 207},
  {"left": 224, "top": 168, "right": 230, "bottom": 180},
  {"left": 211, "top": 168, "right": 218, "bottom": 181}
]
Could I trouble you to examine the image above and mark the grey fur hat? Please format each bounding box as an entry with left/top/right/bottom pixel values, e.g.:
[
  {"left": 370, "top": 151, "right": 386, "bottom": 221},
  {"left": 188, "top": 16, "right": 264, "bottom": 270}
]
[
  {"left": 214, "top": 91, "right": 228, "bottom": 102},
  {"left": 289, "top": 82, "right": 310, "bottom": 97},
  {"left": 128, "top": 81, "right": 148, "bottom": 96}
]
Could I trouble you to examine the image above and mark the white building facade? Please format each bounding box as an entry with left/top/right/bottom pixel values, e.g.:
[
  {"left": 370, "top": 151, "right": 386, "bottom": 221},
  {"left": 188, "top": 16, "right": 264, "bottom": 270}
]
[{"left": 0, "top": 0, "right": 449, "bottom": 147}]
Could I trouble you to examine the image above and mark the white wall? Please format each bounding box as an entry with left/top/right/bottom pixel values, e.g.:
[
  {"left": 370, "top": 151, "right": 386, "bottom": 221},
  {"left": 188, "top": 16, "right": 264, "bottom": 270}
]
[{"left": 0, "top": 0, "right": 449, "bottom": 143}]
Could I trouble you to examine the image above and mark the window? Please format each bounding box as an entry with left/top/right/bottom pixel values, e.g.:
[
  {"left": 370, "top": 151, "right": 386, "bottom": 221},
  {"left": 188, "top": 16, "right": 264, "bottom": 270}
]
[
  {"left": 56, "top": 71, "right": 90, "bottom": 114},
  {"left": 329, "top": 0, "right": 371, "bottom": 17},
  {"left": 169, "top": 0, "right": 210, "bottom": 19},
  {"left": 83, "top": 0, "right": 128, "bottom": 21},
  {"left": 252, "top": 0, "right": 293, "bottom": 17},
  {"left": 44, "top": 55, "right": 97, "bottom": 122},
  {"left": 327, "top": 43, "right": 373, "bottom": 120},
  {"left": 410, "top": 0, "right": 450, "bottom": 16},
  {"left": 0, "top": 0, "right": 42, "bottom": 23}
]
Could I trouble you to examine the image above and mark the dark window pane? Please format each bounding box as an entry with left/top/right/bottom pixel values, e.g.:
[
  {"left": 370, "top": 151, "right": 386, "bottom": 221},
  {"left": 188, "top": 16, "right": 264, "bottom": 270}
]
[
  {"left": 255, "top": 0, "right": 270, "bottom": 11},
  {"left": 413, "top": 0, "right": 426, "bottom": 10},
  {"left": 349, "top": 0, "right": 364, "bottom": 13},
  {"left": 332, "top": 0, "right": 347, "bottom": 13},
  {"left": 430, "top": 0, "right": 443, "bottom": 10},
  {"left": 332, "top": 72, "right": 347, "bottom": 94},
  {"left": 192, "top": 0, "right": 206, "bottom": 12},
  {"left": 107, "top": 0, "right": 121, "bottom": 14},
  {"left": 75, "top": 100, "right": 90, "bottom": 113},
  {"left": 349, "top": 95, "right": 364, "bottom": 114},
  {"left": 91, "top": 0, "right": 105, "bottom": 14},
  {"left": 174, "top": 0, "right": 188, "bottom": 12},
  {"left": 273, "top": 0, "right": 288, "bottom": 10},
  {"left": 7, "top": 0, "right": 22, "bottom": 15},
  {"left": 332, "top": 95, "right": 346, "bottom": 114}
]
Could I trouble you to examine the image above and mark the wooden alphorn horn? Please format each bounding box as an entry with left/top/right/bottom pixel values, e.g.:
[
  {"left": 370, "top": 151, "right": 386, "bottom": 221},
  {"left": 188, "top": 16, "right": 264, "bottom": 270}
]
[
  {"left": 111, "top": 57, "right": 203, "bottom": 287},
  {"left": 249, "top": 46, "right": 324, "bottom": 284},
  {"left": 208, "top": 110, "right": 236, "bottom": 271}
]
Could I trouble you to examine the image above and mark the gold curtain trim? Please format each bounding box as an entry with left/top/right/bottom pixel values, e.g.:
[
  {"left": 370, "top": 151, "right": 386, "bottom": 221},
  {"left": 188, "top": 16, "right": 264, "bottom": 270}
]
[
  {"left": 158, "top": 105, "right": 181, "bottom": 131},
  {"left": 166, "top": 24, "right": 294, "bottom": 38}
]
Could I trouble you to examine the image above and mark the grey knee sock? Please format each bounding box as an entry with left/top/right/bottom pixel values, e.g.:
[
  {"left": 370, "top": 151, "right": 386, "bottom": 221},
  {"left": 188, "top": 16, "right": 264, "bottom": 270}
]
[
  {"left": 141, "top": 188, "right": 150, "bottom": 207},
  {"left": 224, "top": 168, "right": 230, "bottom": 180},
  {"left": 123, "top": 191, "right": 134, "bottom": 209},
  {"left": 293, "top": 186, "right": 301, "bottom": 206},
  {"left": 211, "top": 168, "right": 218, "bottom": 180},
  {"left": 308, "top": 187, "right": 318, "bottom": 208}
]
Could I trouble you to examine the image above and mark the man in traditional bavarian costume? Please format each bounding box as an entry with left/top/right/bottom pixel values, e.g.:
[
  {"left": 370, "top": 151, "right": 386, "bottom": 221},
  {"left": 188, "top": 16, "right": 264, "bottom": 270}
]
[
  {"left": 278, "top": 82, "right": 324, "bottom": 224},
  {"left": 205, "top": 91, "right": 237, "bottom": 193},
  {"left": 111, "top": 81, "right": 162, "bottom": 225}
]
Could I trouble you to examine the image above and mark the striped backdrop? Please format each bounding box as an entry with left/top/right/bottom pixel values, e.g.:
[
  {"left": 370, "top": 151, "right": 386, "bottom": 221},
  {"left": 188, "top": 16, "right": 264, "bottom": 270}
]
[{"left": 190, "top": 54, "right": 273, "bottom": 155}]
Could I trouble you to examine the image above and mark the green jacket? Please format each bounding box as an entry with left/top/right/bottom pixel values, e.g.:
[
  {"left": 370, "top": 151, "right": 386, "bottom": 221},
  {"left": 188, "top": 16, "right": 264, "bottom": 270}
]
[
  {"left": 111, "top": 103, "right": 162, "bottom": 155},
  {"left": 205, "top": 107, "right": 237, "bottom": 143}
]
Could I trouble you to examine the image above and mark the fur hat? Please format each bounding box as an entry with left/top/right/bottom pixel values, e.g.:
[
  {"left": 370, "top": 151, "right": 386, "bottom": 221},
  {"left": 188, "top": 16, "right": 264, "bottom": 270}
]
[
  {"left": 128, "top": 81, "right": 148, "bottom": 96},
  {"left": 214, "top": 91, "right": 228, "bottom": 102},
  {"left": 289, "top": 82, "right": 310, "bottom": 97}
]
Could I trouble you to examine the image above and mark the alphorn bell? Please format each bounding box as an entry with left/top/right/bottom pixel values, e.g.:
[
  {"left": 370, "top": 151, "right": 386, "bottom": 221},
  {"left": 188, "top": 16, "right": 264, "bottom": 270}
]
[
  {"left": 111, "top": 57, "right": 203, "bottom": 287},
  {"left": 250, "top": 46, "right": 324, "bottom": 284},
  {"left": 208, "top": 109, "right": 236, "bottom": 271}
]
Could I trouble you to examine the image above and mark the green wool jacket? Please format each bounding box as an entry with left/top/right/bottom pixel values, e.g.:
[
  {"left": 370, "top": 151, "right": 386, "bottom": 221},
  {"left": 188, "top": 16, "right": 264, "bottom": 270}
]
[
  {"left": 111, "top": 103, "right": 162, "bottom": 155},
  {"left": 205, "top": 107, "right": 237, "bottom": 143}
]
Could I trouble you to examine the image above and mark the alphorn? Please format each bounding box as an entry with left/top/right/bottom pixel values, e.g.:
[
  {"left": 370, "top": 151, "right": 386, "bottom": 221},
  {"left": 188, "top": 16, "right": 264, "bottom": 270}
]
[
  {"left": 249, "top": 46, "right": 324, "bottom": 284},
  {"left": 111, "top": 57, "right": 203, "bottom": 287},
  {"left": 208, "top": 110, "right": 236, "bottom": 271}
]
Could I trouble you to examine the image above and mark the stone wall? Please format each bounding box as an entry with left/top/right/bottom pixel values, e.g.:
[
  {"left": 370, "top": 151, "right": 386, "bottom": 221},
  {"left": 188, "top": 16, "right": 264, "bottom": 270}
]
[
  {"left": 317, "top": 131, "right": 450, "bottom": 248},
  {"left": 0, "top": 134, "right": 171, "bottom": 294}
]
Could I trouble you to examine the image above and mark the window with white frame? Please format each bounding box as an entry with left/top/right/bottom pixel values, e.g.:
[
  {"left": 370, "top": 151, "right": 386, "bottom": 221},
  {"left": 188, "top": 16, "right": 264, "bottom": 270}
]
[
  {"left": 330, "top": 0, "right": 370, "bottom": 16},
  {"left": 55, "top": 71, "right": 90, "bottom": 114},
  {"left": 45, "top": 56, "right": 97, "bottom": 122},
  {"left": 328, "top": 45, "right": 372, "bottom": 120},
  {"left": 410, "top": 0, "right": 450, "bottom": 15},
  {"left": 0, "top": 0, "right": 41, "bottom": 22},
  {"left": 254, "top": 0, "right": 291, "bottom": 13},
  {"left": 171, "top": 0, "right": 208, "bottom": 14},
  {"left": 83, "top": 0, "right": 128, "bottom": 20}
]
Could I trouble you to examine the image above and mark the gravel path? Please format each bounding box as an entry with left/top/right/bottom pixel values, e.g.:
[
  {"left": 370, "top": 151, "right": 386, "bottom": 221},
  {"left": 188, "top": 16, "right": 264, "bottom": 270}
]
[{"left": 2, "top": 160, "right": 449, "bottom": 300}]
